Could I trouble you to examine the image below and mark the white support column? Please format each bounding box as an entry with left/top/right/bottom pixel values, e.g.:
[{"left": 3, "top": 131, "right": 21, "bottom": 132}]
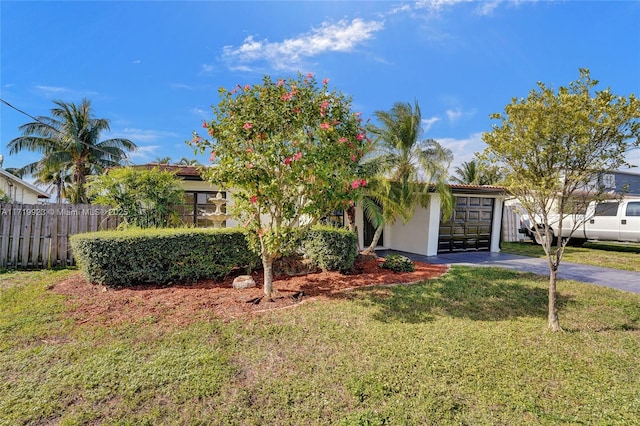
[
  {"left": 426, "top": 194, "right": 442, "bottom": 256},
  {"left": 491, "top": 197, "right": 504, "bottom": 253}
]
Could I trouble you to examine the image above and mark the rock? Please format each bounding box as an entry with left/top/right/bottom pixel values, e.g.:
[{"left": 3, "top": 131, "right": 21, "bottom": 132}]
[{"left": 233, "top": 275, "right": 256, "bottom": 289}]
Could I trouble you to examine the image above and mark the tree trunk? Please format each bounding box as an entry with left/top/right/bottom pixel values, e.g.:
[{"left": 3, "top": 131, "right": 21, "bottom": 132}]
[
  {"left": 262, "top": 255, "right": 274, "bottom": 299},
  {"left": 362, "top": 225, "right": 383, "bottom": 255},
  {"left": 547, "top": 265, "right": 562, "bottom": 332},
  {"left": 346, "top": 203, "right": 356, "bottom": 231}
]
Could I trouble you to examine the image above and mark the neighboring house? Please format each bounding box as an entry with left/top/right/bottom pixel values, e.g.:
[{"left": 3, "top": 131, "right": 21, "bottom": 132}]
[
  {"left": 139, "top": 164, "right": 508, "bottom": 255},
  {"left": 597, "top": 170, "right": 640, "bottom": 196},
  {"left": 0, "top": 168, "right": 50, "bottom": 204}
]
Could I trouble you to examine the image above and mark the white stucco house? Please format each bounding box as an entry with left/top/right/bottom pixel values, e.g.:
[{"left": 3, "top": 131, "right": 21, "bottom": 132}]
[
  {"left": 143, "top": 165, "right": 508, "bottom": 256},
  {"left": 0, "top": 168, "right": 50, "bottom": 204}
]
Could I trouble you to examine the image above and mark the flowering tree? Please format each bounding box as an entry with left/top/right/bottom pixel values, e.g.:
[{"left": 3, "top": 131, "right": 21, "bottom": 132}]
[{"left": 191, "top": 74, "right": 372, "bottom": 297}]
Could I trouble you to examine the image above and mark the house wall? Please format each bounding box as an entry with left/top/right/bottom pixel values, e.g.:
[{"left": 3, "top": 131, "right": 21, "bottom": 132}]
[
  {"left": 0, "top": 176, "right": 42, "bottom": 204},
  {"left": 354, "top": 192, "right": 504, "bottom": 256}
]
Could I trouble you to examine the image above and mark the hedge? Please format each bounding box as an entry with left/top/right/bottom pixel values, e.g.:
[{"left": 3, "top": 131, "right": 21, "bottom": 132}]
[
  {"left": 70, "top": 228, "right": 257, "bottom": 287},
  {"left": 302, "top": 225, "right": 358, "bottom": 272}
]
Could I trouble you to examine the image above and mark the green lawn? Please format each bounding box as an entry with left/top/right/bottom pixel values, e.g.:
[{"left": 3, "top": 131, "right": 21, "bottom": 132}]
[
  {"left": 501, "top": 241, "right": 640, "bottom": 272},
  {"left": 2, "top": 268, "right": 640, "bottom": 425}
]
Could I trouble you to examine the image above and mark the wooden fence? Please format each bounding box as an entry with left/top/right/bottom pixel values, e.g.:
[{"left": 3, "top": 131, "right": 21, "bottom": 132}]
[
  {"left": 502, "top": 204, "right": 525, "bottom": 243},
  {"left": 0, "top": 203, "right": 121, "bottom": 269}
]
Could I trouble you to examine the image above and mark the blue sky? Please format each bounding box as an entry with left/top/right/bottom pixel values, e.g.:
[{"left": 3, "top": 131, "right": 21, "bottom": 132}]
[{"left": 1, "top": 0, "right": 639, "bottom": 178}]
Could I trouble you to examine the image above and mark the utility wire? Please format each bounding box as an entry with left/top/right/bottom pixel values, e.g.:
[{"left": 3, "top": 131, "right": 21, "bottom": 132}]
[{"left": 0, "top": 97, "right": 137, "bottom": 165}]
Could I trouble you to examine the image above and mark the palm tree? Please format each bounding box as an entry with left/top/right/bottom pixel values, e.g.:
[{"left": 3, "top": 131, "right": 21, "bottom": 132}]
[
  {"left": 451, "top": 159, "right": 503, "bottom": 185},
  {"left": 176, "top": 157, "right": 200, "bottom": 165},
  {"left": 154, "top": 156, "right": 172, "bottom": 164},
  {"left": 362, "top": 100, "right": 453, "bottom": 253},
  {"left": 7, "top": 99, "right": 137, "bottom": 203}
]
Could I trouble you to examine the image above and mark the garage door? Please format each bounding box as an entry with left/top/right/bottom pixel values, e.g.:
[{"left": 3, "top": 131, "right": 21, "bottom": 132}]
[{"left": 438, "top": 196, "right": 494, "bottom": 253}]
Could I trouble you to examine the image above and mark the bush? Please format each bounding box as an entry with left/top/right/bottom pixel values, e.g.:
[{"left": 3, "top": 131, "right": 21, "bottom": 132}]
[
  {"left": 70, "top": 228, "right": 258, "bottom": 287},
  {"left": 381, "top": 254, "right": 415, "bottom": 272},
  {"left": 302, "top": 225, "right": 358, "bottom": 272}
]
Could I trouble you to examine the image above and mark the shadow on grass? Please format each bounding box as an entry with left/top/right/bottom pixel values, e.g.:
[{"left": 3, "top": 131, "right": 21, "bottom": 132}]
[{"left": 355, "top": 266, "right": 571, "bottom": 324}]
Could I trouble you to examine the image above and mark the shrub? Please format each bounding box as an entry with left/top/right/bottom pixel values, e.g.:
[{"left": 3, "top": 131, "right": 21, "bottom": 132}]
[
  {"left": 302, "top": 225, "right": 358, "bottom": 272},
  {"left": 381, "top": 254, "right": 415, "bottom": 272},
  {"left": 70, "top": 228, "right": 258, "bottom": 287}
]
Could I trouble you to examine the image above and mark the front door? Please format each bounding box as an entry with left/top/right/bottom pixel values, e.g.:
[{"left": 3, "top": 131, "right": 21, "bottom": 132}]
[{"left": 363, "top": 209, "right": 383, "bottom": 248}]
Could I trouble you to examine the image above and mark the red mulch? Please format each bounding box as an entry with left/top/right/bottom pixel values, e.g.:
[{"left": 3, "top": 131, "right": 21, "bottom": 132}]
[{"left": 52, "top": 256, "right": 449, "bottom": 326}]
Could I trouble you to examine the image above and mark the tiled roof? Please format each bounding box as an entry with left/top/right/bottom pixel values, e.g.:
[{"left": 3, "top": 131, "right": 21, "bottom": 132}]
[{"left": 132, "top": 164, "right": 204, "bottom": 178}]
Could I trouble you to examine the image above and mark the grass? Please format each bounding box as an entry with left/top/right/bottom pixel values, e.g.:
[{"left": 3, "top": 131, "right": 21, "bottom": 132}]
[
  {"left": 501, "top": 241, "right": 640, "bottom": 272},
  {"left": 2, "top": 268, "right": 640, "bottom": 425}
]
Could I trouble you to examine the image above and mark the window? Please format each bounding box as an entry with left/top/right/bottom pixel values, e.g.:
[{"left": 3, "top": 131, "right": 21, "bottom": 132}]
[
  {"left": 179, "top": 190, "right": 228, "bottom": 227},
  {"left": 594, "top": 202, "right": 619, "bottom": 217},
  {"left": 626, "top": 202, "right": 640, "bottom": 217},
  {"left": 321, "top": 210, "right": 344, "bottom": 228}
]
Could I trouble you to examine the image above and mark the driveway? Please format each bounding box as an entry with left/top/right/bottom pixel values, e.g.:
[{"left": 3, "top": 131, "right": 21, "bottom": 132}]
[{"left": 379, "top": 250, "right": 640, "bottom": 294}]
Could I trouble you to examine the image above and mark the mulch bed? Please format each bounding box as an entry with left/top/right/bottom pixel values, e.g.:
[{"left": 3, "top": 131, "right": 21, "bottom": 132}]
[{"left": 52, "top": 256, "right": 449, "bottom": 326}]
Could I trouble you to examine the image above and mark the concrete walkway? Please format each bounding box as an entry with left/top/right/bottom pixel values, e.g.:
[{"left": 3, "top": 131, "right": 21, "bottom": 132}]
[{"left": 379, "top": 250, "right": 640, "bottom": 294}]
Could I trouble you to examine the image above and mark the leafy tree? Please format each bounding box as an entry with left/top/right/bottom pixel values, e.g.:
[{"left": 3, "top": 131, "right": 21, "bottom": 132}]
[
  {"left": 362, "top": 100, "right": 453, "bottom": 253},
  {"left": 191, "top": 74, "right": 371, "bottom": 297},
  {"left": 154, "top": 156, "right": 172, "bottom": 164},
  {"left": 0, "top": 189, "right": 10, "bottom": 203},
  {"left": 451, "top": 159, "right": 503, "bottom": 185},
  {"left": 87, "top": 167, "right": 184, "bottom": 228},
  {"left": 7, "top": 99, "right": 137, "bottom": 203},
  {"left": 482, "top": 69, "right": 640, "bottom": 332}
]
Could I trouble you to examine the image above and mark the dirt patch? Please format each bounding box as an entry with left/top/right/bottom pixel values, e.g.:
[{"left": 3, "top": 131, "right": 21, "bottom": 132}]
[{"left": 52, "top": 256, "right": 449, "bottom": 326}]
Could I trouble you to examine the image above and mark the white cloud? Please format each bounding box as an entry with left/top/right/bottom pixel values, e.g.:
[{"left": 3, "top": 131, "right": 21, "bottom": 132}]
[
  {"left": 126, "top": 145, "right": 162, "bottom": 163},
  {"left": 109, "top": 128, "right": 180, "bottom": 143},
  {"left": 422, "top": 116, "right": 441, "bottom": 131},
  {"left": 446, "top": 108, "right": 463, "bottom": 123},
  {"left": 222, "top": 18, "right": 385, "bottom": 71},
  {"left": 170, "top": 83, "right": 194, "bottom": 90},
  {"left": 191, "top": 107, "right": 209, "bottom": 119},
  {"left": 132, "top": 59, "right": 141, "bottom": 64},
  {"left": 437, "top": 132, "right": 486, "bottom": 174},
  {"left": 200, "top": 64, "right": 215, "bottom": 74},
  {"left": 445, "top": 107, "right": 477, "bottom": 124},
  {"left": 33, "top": 85, "right": 99, "bottom": 99}
]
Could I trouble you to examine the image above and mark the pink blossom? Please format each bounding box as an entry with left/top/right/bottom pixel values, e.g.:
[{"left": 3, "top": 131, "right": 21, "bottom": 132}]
[
  {"left": 338, "top": 137, "right": 348, "bottom": 144},
  {"left": 276, "top": 79, "right": 285, "bottom": 87},
  {"left": 202, "top": 121, "right": 208, "bottom": 128},
  {"left": 320, "top": 122, "right": 331, "bottom": 130},
  {"left": 351, "top": 179, "right": 361, "bottom": 189},
  {"left": 356, "top": 133, "right": 365, "bottom": 140},
  {"left": 243, "top": 122, "right": 253, "bottom": 130},
  {"left": 281, "top": 93, "right": 293, "bottom": 101},
  {"left": 323, "top": 78, "right": 329, "bottom": 85},
  {"left": 209, "top": 151, "right": 217, "bottom": 161},
  {"left": 284, "top": 157, "right": 292, "bottom": 166},
  {"left": 293, "top": 152, "right": 303, "bottom": 161},
  {"left": 307, "top": 72, "right": 313, "bottom": 79},
  {"left": 293, "top": 107, "right": 301, "bottom": 114},
  {"left": 250, "top": 195, "right": 258, "bottom": 204},
  {"left": 244, "top": 84, "right": 250, "bottom": 91},
  {"left": 247, "top": 162, "right": 254, "bottom": 169},
  {"left": 360, "top": 179, "right": 367, "bottom": 187},
  {"left": 351, "top": 154, "right": 357, "bottom": 162}
]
